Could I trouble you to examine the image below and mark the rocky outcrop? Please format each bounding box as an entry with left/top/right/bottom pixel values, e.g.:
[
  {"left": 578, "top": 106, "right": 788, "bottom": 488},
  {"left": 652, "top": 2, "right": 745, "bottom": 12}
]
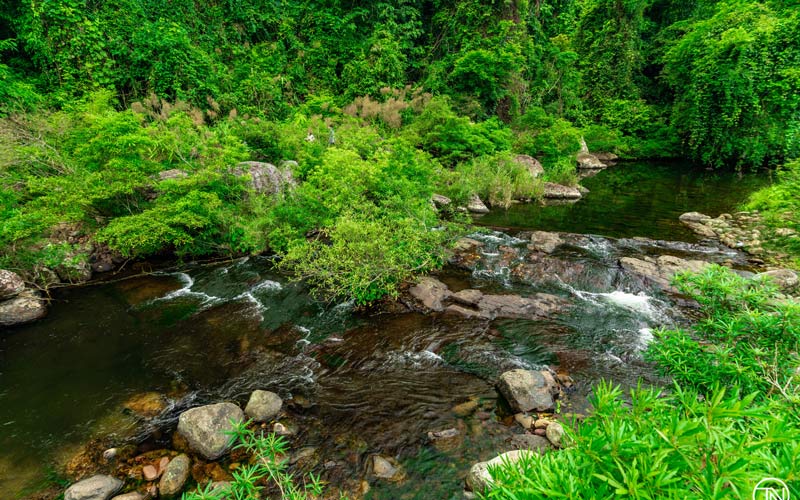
[
  {"left": 407, "top": 276, "right": 567, "bottom": 320},
  {"left": 158, "top": 454, "right": 191, "bottom": 497},
  {"left": 496, "top": 369, "right": 559, "bottom": 413},
  {"left": 514, "top": 154, "right": 544, "bottom": 178},
  {"left": 467, "top": 194, "right": 490, "bottom": 214},
  {"left": 0, "top": 288, "right": 47, "bottom": 327},
  {"left": 756, "top": 269, "right": 798, "bottom": 294},
  {"left": 0, "top": 269, "right": 25, "bottom": 300},
  {"left": 244, "top": 390, "right": 283, "bottom": 422},
  {"left": 576, "top": 138, "right": 607, "bottom": 169},
  {"left": 65, "top": 475, "right": 123, "bottom": 500},
  {"left": 177, "top": 403, "right": 244, "bottom": 460},
  {"left": 679, "top": 211, "right": 774, "bottom": 256},
  {"left": 449, "top": 237, "right": 485, "bottom": 271},
  {"left": 620, "top": 255, "right": 710, "bottom": 290},
  {"left": 543, "top": 182, "right": 582, "bottom": 199},
  {"left": 466, "top": 450, "right": 536, "bottom": 493},
  {"left": 233, "top": 161, "right": 295, "bottom": 195},
  {"left": 595, "top": 152, "right": 619, "bottom": 163},
  {"left": 431, "top": 194, "right": 451, "bottom": 208},
  {"left": 528, "top": 231, "right": 563, "bottom": 254}
]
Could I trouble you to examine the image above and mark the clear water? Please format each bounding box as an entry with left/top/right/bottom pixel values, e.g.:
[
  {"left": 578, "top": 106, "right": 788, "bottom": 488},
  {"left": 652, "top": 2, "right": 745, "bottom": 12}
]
[
  {"left": 0, "top": 163, "right": 767, "bottom": 499},
  {"left": 478, "top": 161, "right": 768, "bottom": 240}
]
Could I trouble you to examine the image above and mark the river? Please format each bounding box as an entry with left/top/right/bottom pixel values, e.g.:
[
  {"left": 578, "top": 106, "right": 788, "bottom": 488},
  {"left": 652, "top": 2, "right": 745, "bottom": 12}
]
[{"left": 0, "top": 161, "right": 766, "bottom": 499}]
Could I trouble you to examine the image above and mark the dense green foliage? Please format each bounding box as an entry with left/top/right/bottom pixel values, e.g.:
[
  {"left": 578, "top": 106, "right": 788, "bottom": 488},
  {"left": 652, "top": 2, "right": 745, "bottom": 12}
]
[
  {"left": 182, "top": 421, "right": 325, "bottom": 500},
  {"left": 746, "top": 159, "right": 800, "bottom": 263},
  {"left": 2, "top": 0, "right": 800, "bottom": 300},
  {"left": 486, "top": 266, "right": 800, "bottom": 498}
]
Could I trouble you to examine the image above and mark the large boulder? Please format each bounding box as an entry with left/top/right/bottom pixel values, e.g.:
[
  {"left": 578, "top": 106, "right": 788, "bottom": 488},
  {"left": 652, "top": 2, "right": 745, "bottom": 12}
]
[
  {"left": 177, "top": 403, "right": 244, "bottom": 460},
  {"left": 467, "top": 194, "right": 490, "bottom": 214},
  {"left": 757, "top": 269, "right": 799, "bottom": 294},
  {"left": 543, "top": 183, "right": 582, "bottom": 199},
  {"left": 0, "top": 289, "right": 47, "bottom": 326},
  {"left": 408, "top": 277, "right": 451, "bottom": 312},
  {"left": 244, "top": 390, "right": 283, "bottom": 422},
  {"left": 233, "top": 161, "right": 295, "bottom": 195},
  {"left": 678, "top": 212, "right": 717, "bottom": 239},
  {"left": 620, "top": 255, "right": 710, "bottom": 290},
  {"left": 0, "top": 270, "right": 25, "bottom": 300},
  {"left": 158, "top": 454, "right": 191, "bottom": 497},
  {"left": 65, "top": 475, "right": 123, "bottom": 500},
  {"left": 466, "top": 450, "right": 536, "bottom": 493},
  {"left": 528, "top": 231, "right": 563, "bottom": 254},
  {"left": 576, "top": 151, "right": 606, "bottom": 169},
  {"left": 514, "top": 154, "right": 544, "bottom": 178},
  {"left": 496, "top": 369, "right": 559, "bottom": 413}
]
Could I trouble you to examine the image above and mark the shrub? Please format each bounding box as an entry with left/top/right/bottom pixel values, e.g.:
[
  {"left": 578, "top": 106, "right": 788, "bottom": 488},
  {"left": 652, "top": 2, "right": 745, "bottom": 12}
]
[
  {"left": 745, "top": 159, "right": 800, "bottom": 260},
  {"left": 447, "top": 153, "right": 542, "bottom": 209}
]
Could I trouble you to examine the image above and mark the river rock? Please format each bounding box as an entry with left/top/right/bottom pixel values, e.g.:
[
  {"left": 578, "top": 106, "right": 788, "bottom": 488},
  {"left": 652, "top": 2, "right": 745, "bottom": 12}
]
[
  {"left": 408, "top": 276, "right": 451, "bottom": 312},
  {"left": 466, "top": 450, "right": 536, "bottom": 493},
  {"left": 679, "top": 212, "right": 717, "bottom": 238},
  {"left": 123, "top": 392, "right": 168, "bottom": 419},
  {"left": 449, "top": 238, "right": 485, "bottom": 271},
  {"left": 620, "top": 255, "right": 710, "bottom": 290},
  {"left": 65, "top": 475, "right": 123, "bottom": 500},
  {"left": 513, "top": 413, "right": 534, "bottom": 430},
  {"left": 233, "top": 161, "right": 295, "bottom": 195},
  {"left": 757, "top": 269, "right": 798, "bottom": 293},
  {"left": 142, "top": 465, "right": 159, "bottom": 481},
  {"left": 111, "top": 493, "right": 145, "bottom": 500},
  {"left": 158, "top": 169, "right": 189, "bottom": 181},
  {"left": 595, "top": 152, "right": 619, "bottom": 162},
  {"left": 432, "top": 193, "right": 452, "bottom": 208},
  {"left": 0, "top": 270, "right": 25, "bottom": 300},
  {"left": 528, "top": 231, "right": 563, "bottom": 254},
  {"left": 177, "top": 403, "right": 244, "bottom": 460},
  {"left": 0, "top": 289, "right": 47, "bottom": 326},
  {"left": 447, "top": 293, "right": 566, "bottom": 321},
  {"left": 514, "top": 154, "right": 544, "bottom": 178},
  {"left": 158, "top": 454, "right": 191, "bottom": 497},
  {"left": 509, "top": 434, "right": 552, "bottom": 453},
  {"left": 543, "top": 182, "right": 582, "bottom": 199},
  {"left": 369, "top": 455, "right": 406, "bottom": 482},
  {"left": 546, "top": 421, "right": 565, "bottom": 447},
  {"left": 451, "top": 289, "right": 483, "bottom": 307},
  {"left": 497, "top": 369, "right": 558, "bottom": 412},
  {"left": 576, "top": 151, "right": 606, "bottom": 169},
  {"left": 244, "top": 390, "right": 283, "bottom": 422},
  {"left": 467, "top": 194, "right": 490, "bottom": 213}
]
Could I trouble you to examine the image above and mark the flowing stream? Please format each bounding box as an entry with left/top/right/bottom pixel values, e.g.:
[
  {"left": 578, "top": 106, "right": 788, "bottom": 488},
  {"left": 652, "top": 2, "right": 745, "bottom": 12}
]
[{"left": 0, "top": 162, "right": 767, "bottom": 499}]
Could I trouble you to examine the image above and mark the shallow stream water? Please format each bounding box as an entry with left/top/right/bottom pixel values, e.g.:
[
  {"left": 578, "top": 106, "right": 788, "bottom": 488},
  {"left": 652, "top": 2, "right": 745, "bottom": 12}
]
[{"left": 0, "top": 162, "right": 767, "bottom": 498}]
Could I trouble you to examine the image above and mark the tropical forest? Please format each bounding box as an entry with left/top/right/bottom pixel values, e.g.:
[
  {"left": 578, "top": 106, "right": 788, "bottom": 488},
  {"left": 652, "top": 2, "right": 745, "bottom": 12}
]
[{"left": 0, "top": 0, "right": 798, "bottom": 498}]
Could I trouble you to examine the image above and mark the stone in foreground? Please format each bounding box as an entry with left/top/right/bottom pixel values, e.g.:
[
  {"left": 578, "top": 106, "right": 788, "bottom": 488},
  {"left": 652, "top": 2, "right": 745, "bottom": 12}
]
[
  {"left": 0, "top": 289, "right": 47, "bottom": 326},
  {"left": 177, "top": 403, "right": 244, "bottom": 460},
  {"left": 158, "top": 454, "right": 191, "bottom": 497},
  {"left": 244, "top": 390, "right": 283, "bottom": 422},
  {"left": 0, "top": 269, "right": 25, "bottom": 300},
  {"left": 65, "top": 475, "right": 123, "bottom": 500},
  {"left": 496, "top": 369, "right": 558, "bottom": 413},
  {"left": 466, "top": 450, "right": 536, "bottom": 493}
]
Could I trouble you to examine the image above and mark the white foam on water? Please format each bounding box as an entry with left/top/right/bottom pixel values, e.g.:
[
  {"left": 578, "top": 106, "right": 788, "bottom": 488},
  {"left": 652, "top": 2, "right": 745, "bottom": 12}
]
[
  {"left": 636, "top": 327, "right": 654, "bottom": 350},
  {"left": 251, "top": 279, "right": 283, "bottom": 292},
  {"left": 146, "top": 272, "right": 224, "bottom": 309}
]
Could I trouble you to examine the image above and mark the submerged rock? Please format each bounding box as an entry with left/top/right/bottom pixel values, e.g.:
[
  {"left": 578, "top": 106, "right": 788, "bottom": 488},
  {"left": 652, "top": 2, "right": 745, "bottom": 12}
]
[
  {"left": 368, "top": 455, "right": 406, "bottom": 482},
  {"left": 244, "top": 390, "right": 283, "bottom": 422},
  {"left": 509, "top": 434, "right": 552, "bottom": 453},
  {"left": 123, "top": 392, "right": 168, "bottom": 419},
  {"left": 0, "top": 269, "right": 25, "bottom": 300},
  {"left": 466, "top": 450, "right": 536, "bottom": 493},
  {"left": 528, "top": 231, "right": 564, "bottom": 254},
  {"left": 65, "top": 475, "right": 123, "bottom": 500},
  {"left": 177, "top": 403, "right": 244, "bottom": 460},
  {"left": 158, "top": 454, "right": 191, "bottom": 497},
  {"left": 496, "top": 369, "right": 559, "bottom": 413},
  {"left": 0, "top": 289, "right": 47, "bottom": 326}
]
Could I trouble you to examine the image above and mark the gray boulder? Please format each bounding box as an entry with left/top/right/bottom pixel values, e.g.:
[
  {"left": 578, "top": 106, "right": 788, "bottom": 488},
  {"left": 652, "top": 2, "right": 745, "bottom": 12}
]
[
  {"left": 431, "top": 194, "right": 452, "bottom": 208},
  {"left": 528, "top": 231, "right": 563, "bottom": 254},
  {"left": 466, "top": 450, "right": 536, "bottom": 493},
  {"left": 408, "top": 277, "right": 451, "bottom": 312},
  {"left": 244, "top": 390, "right": 283, "bottom": 422},
  {"left": 545, "top": 421, "right": 565, "bottom": 448},
  {"left": 543, "top": 183, "right": 582, "bottom": 199},
  {"left": 447, "top": 293, "right": 566, "bottom": 321},
  {"left": 514, "top": 154, "right": 544, "bottom": 178},
  {"left": 177, "top": 403, "right": 244, "bottom": 460},
  {"left": 158, "top": 454, "right": 191, "bottom": 497},
  {"left": 0, "top": 270, "right": 25, "bottom": 300},
  {"left": 111, "top": 493, "right": 145, "bottom": 500},
  {"left": 0, "top": 289, "right": 47, "bottom": 326},
  {"left": 65, "top": 475, "right": 123, "bottom": 500},
  {"left": 233, "top": 161, "right": 295, "bottom": 195},
  {"left": 497, "top": 369, "right": 558, "bottom": 413},
  {"left": 757, "top": 269, "right": 798, "bottom": 294},
  {"left": 467, "top": 194, "right": 490, "bottom": 213},
  {"left": 576, "top": 151, "right": 606, "bottom": 169}
]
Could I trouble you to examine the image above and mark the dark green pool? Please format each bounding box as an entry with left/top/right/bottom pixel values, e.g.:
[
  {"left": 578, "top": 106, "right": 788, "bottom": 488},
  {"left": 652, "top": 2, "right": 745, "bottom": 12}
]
[{"left": 477, "top": 161, "right": 768, "bottom": 240}]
